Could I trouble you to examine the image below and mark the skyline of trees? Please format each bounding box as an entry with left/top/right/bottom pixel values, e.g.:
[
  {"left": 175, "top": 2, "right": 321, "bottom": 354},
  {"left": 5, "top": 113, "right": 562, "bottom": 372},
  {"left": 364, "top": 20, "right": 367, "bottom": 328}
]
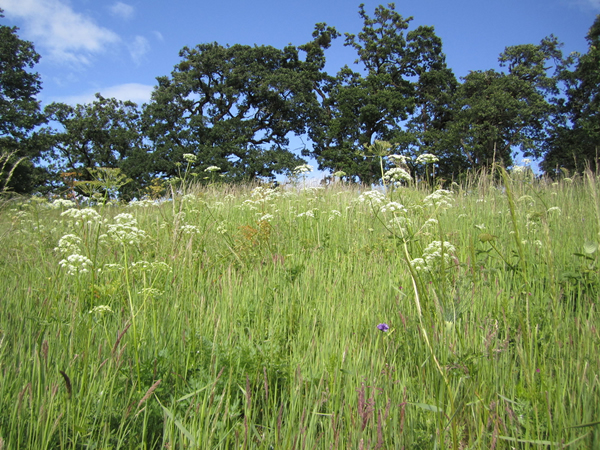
[{"left": 1, "top": 5, "right": 599, "bottom": 196}]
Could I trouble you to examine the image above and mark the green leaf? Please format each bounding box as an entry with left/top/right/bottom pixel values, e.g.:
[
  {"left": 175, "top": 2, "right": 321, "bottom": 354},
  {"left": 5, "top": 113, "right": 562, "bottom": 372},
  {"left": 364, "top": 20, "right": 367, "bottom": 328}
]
[
  {"left": 410, "top": 402, "right": 443, "bottom": 413},
  {"left": 573, "top": 253, "right": 595, "bottom": 261},
  {"left": 157, "top": 397, "right": 196, "bottom": 445},
  {"left": 583, "top": 240, "right": 598, "bottom": 254},
  {"left": 569, "top": 420, "right": 600, "bottom": 429},
  {"left": 497, "top": 394, "right": 519, "bottom": 405},
  {"left": 176, "top": 383, "right": 210, "bottom": 403},
  {"left": 498, "top": 432, "right": 591, "bottom": 447},
  {"left": 479, "top": 233, "right": 497, "bottom": 243},
  {"left": 498, "top": 435, "right": 556, "bottom": 446}
]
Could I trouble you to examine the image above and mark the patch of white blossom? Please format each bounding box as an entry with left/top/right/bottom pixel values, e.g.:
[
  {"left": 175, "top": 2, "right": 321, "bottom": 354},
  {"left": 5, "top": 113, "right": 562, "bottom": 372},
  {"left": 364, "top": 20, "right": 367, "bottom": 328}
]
[
  {"left": 411, "top": 240, "right": 456, "bottom": 272},
  {"left": 383, "top": 168, "right": 412, "bottom": 183},
  {"left": 416, "top": 154, "right": 439, "bottom": 164},
  {"left": 49, "top": 199, "right": 76, "bottom": 209},
  {"left": 102, "top": 213, "right": 147, "bottom": 245},
  {"left": 423, "top": 189, "right": 454, "bottom": 209},
  {"left": 380, "top": 202, "right": 407, "bottom": 214},
  {"left": 55, "top": 234, "right": 82, "bottom": 255},
  {"left": 357, "top": 190, "right": 386, "bottom": 205},
  {"left": 59, "top": 254, "right": 93, "bottom": 276}
]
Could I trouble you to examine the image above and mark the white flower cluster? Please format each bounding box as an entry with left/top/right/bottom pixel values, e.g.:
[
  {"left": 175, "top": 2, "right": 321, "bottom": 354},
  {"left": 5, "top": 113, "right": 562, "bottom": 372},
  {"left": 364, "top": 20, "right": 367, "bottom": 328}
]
[
  {"left": 423, "top": 218, "right": 439, "bottom": 230},
  {"left": 55, "top": 234, "right": 83, "bottom": 255},
  {"left": 293, "top": 164, "right": 313, "bottom": 175},
  {"left": 517, "top": 195, "right": 534, "bottom": 206},
  {"left": 240, "top": 199, "right": 259, "bottom": 211},
  {"left": 383, "top": 167, "right": 412, "bottom": 183},
  {"left": 511, "top": 165, "right": 533, "bottom": 177},
  {"left": 357, "top": 190, "right": 385, "bottom": 205},
  {"left": 328, "top": 210, "right": 342, "bottom": 221},
  {"left": 98, "top": 263, "right": 125, "bottom": 273},
  {"left": 216, "top": 223, "right": 228, "bottom": 234},
  {"left": 388, "top": 154, "right": 411, "bottom": 165},
  {"left": 204, "top": 165, "right": 221, "bottom": 172},
  {"left": 179, "top": 224, "right": 200, "bottom": 235},
  {"left": 89, "top": 305, "right": 113, "bottom": 315},
  {"left": 380, "top": 201, "right": 407, "bottom": 214},
  {"left": 423, "top": 189, "right": 454, "bottom": 209},
  {"left": 411, "top": 240, "right": 456, "bottom": 272},
  {"left": 128, "top": 198, "right": 159, "bottom": 208},
  {"left": 259, "top": 213, "right": 274, "bottom": 222},
  {"left": 129, "top": 260, "right": 171, "bottom": 273},
  {"left": 301, "top": 186, "right": 324, "bottom": 195},
  {"left": 297, "top": 209, "right": 316, "bottom": 218},
  {"left": 410, "top": 257, "right": 429, "bottom": 272},
  {"left": 103, "top": 213, "right": 147, "bottom": 245},
  {"left": 416, "top": 154, "right": 439, "bottom": 164},
  {"left": 183, "top": 153, "right": 197, "bottom": 163},
  {"left": 138, "top": 287, "right": 164, "bottom": 297},
  {"left": 130, "top": 260, "right": 152, "bottom": 272},
  {"left": 59, "top": 253, "right": 93, "bottom": 276},
  {"left": 250, "top": 186, "right": 280, "bottom": 203},
  {"left": 547, "top": 206, "right": 562, "bottom": 215},
  {"left": 49, "top": 199, "right": 76, "bottom": 209},
  {"left": 181, "top": 194, "right": 197, "bottom": 203},
  {"left": 61, "top": 207, "right": 102, "bottom": 226},
  {"left": 239, "top": 186, "right": 280, "bottom": 211}
]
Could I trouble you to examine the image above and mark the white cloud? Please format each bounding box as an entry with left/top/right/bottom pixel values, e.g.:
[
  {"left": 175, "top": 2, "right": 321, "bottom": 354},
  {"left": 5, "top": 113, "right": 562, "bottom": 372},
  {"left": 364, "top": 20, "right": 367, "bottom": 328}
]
[
  {"left": 582, "top": 0, "right": 600, "bottom": 8},
  {"left": 565, "top": 0, "right": 600, "bottom": 11},
  {"left": 110, "top": 2, "right": 134, "bottom": 20},
  {"left": 152, "top": 31, "right": 164, "bottom": 42},
  {"left": 129, "top": 35, "right": 151, "bottom": 65},
  {"left": 1, "top": 0, "right": 120, "bottom": 65},
  {"left": 53, "top": 83, "right": 154, "bottom": 106}
]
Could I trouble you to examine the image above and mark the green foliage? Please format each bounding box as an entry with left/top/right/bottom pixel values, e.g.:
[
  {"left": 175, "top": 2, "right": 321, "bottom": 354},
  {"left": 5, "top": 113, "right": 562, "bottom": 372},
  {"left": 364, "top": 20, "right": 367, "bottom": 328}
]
[
  {"left": 43, "top": 94, "right": 148, "bottom": 199},
  {"left": 543, "top": 15, "right": 600, "bottom": 174},
  {"left": 438, "top": 36, "right": 564, "bottom": 172},
  {"left": 142, "top": 42, "right": 311, "bottom": 182},
  {"left": 306, "top": 3, "right": 454, "bottom": 183},
  {"left": 0, "top": 10, "right": 47, "bottom": 193},
  {"left": 1, "top": 175, "right": 600, "bottom": 448}
]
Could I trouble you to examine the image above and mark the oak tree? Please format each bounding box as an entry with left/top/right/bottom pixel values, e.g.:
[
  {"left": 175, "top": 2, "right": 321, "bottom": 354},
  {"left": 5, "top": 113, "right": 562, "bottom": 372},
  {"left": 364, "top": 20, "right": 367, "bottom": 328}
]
[
  {"left": 43, "top": 94, "right": 148, "bottom": 198},
  {"left": 0, "top": 10, "right": 46, "bottom": 193},
  {"left": 142, "top": 43, "right": 312, "bottom": 182},
  {"left": 304, "top": 3, "right": 454, "bottom": 183},
  {"left": 542, "top": 15, "right": 600, "bottom": 174}
]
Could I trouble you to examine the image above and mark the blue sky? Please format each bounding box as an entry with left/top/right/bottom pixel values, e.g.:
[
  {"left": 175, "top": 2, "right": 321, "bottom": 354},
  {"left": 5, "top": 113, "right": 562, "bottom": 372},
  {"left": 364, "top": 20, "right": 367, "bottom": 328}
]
[{"left": 2, "top": 0, "right": 598, "bottom": 107}]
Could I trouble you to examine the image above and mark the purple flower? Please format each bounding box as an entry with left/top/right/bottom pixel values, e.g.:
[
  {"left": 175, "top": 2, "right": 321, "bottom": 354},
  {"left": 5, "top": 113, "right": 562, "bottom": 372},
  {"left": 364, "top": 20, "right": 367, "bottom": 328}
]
[{"left": 377, "top": 323, "right": 389, "bottom": 332}]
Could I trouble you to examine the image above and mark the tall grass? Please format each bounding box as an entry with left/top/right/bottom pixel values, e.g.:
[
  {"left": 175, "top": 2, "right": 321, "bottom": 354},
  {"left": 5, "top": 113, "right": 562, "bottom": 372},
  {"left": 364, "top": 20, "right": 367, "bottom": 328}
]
[{"left": 0, "top": 171, "right": 599, "bottom": 449}]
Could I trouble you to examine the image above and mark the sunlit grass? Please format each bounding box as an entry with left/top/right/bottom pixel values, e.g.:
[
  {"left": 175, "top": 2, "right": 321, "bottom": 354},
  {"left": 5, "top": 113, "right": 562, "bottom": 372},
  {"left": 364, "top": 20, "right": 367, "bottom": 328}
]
[{"left": 0, "top": 171, "right": 599, "bottom": 448}]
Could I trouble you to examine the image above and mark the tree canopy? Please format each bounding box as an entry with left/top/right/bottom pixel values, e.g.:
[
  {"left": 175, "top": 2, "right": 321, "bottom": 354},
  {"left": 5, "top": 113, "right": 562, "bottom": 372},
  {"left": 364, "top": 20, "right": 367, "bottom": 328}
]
[
  {"left": 0, "top": 9, "right": 46, "bottom": 193},
  {"left": 304, "top": 3, "right": 455, "bottom": 183},
  {"left": 142, "top": 42, "right": 313, "bottom": 182},
  {"left": 42, "top": 94, "right": 148, "bottom": 198},
  {"left": 0, "top": 5, "right": 597, "bottom": 196},
  {"left": 542, "top": 15, "right": 600, "bottom": 174}
]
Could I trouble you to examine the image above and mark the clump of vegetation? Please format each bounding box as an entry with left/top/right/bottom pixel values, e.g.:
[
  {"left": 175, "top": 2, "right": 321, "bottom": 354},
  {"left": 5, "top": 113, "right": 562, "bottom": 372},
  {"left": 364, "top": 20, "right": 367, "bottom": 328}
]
[{"left": 0, "top": 168, "right": 598, "bottom": 448}]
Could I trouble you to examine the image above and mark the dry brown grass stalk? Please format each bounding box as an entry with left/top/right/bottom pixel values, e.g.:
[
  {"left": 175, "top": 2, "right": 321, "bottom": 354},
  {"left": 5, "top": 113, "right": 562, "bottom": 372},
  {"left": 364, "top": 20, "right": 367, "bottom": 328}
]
[{"left": 137, "top": 379, "right": 162, "bottom": 410}]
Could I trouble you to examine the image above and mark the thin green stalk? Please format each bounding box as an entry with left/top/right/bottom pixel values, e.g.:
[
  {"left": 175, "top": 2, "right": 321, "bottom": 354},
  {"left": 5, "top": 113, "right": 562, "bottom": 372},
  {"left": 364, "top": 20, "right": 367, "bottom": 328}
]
[
  {"left": 122, "top": 244, "right": 141, "bottom": 386},
  {"left": 498, "top": 166, "right": 528, "bottom": 281},
  {"left": 585, "top": 169, "right": 600, "bottom": 244}
]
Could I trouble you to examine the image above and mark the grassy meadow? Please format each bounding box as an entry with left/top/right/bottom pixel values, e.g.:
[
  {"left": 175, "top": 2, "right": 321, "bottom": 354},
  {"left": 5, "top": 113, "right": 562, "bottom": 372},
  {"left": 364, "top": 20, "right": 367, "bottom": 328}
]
[{"left": 0, "top": 169, "right": 599, "bottom": 449}]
